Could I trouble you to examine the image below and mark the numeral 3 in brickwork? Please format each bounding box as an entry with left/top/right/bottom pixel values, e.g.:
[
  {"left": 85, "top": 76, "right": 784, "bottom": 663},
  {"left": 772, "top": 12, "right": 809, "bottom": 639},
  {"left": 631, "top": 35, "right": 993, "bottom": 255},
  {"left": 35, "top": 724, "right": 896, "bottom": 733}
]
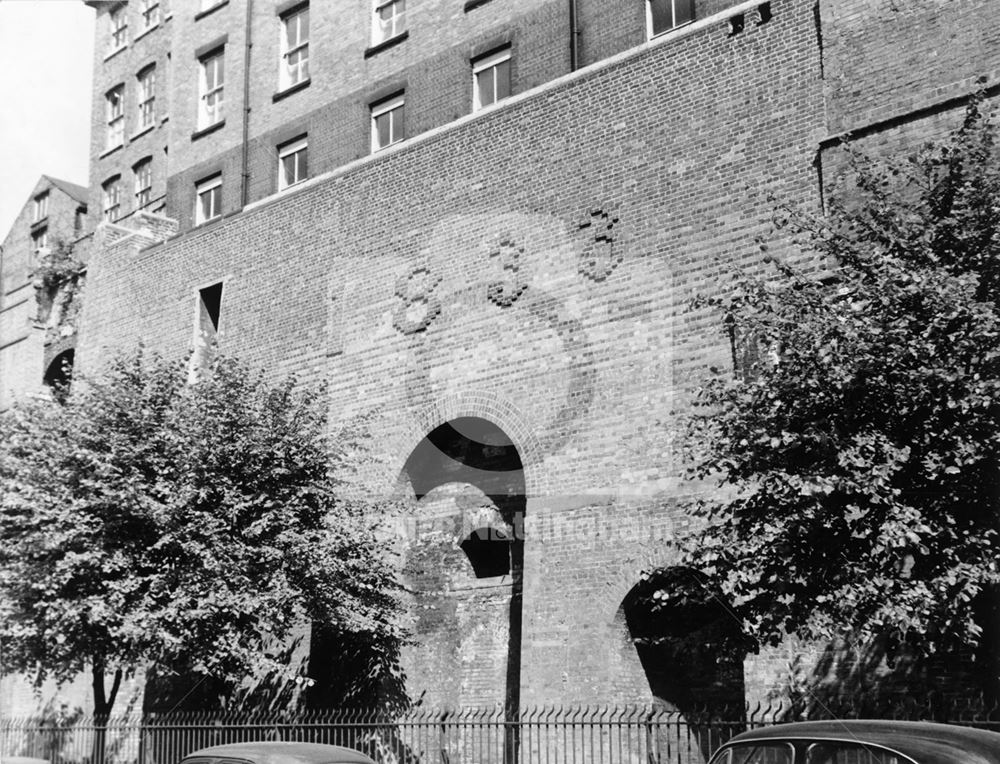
[
  {"left": 486, "top": 235, "right": 528, "bottom": 308},
  {"left": 578, "top": 208, "right": 621, "bottom": 282},
  {"left": 392, "top": 265, "right": 442, "bottom": 335}
]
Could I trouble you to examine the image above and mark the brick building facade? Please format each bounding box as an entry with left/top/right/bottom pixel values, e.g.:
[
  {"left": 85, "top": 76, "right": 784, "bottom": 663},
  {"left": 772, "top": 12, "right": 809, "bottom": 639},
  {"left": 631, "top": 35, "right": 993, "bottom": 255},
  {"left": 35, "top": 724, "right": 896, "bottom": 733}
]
[
  {"left": 8, "top": 0, "right": 999, "bottom": 722},
  {"left": 0, "top": 176, "right": 92, "bottom": 410}
]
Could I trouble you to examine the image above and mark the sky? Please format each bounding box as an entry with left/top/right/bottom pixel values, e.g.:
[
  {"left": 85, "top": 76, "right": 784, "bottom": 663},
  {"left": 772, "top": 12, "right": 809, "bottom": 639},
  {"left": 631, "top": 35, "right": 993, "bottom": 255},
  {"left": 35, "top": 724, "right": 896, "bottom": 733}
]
[{"left": 0, "top": 0, "right": 95, "bottom": 237}]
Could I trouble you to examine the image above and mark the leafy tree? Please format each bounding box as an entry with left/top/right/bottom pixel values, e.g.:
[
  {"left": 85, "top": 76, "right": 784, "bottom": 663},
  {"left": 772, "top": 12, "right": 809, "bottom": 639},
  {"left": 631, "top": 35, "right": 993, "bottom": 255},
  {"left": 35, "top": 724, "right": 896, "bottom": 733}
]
[
  {"left": 679, "top": 101, "right": 1000, "bottom": 696},
  {"left": 0, "top": 350, "right": 405, "bottom": 719}
]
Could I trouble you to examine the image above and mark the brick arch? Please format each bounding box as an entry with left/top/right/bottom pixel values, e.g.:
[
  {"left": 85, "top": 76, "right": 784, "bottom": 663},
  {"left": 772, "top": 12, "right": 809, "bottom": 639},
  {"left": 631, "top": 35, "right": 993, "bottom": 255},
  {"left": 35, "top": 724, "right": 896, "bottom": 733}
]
[{"left": 392, "top": 388, "right": 546, "bottom": 497}]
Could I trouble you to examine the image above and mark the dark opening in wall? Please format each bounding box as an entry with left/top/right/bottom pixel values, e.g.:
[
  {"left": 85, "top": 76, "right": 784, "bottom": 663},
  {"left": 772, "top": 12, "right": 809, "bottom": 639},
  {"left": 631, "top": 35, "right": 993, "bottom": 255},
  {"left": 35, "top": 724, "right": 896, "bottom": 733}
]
[
  {"left": 191, "top": 281, "right": 223, "bottom": 378},
  {"left": 622, "top": 567, "right": 749, "bottom": 714},
  {"left": 43, "top": 349, "right": 74, "bottom": 404},
  {"left": 728, "top": 13, "right": 745, "bottom": 36},
  {"left": 403, "top": 417, "right": 524, "bottom": 575},
  {"left": 461, "top": 525, "right": 512, "bottom": 578}
]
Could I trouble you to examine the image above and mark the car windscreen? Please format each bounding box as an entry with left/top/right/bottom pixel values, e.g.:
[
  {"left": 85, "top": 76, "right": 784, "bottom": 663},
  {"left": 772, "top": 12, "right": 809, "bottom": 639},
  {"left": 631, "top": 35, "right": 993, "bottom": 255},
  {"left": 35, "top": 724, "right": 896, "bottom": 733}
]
[{"left": 712, "top": 743, "right": 796, "bottom": 764}]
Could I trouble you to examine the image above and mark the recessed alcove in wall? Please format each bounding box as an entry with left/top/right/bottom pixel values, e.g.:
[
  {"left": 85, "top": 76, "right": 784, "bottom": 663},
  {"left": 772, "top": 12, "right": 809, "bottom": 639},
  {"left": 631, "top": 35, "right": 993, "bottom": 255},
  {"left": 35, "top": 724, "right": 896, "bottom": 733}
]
[
  {"left": 403, "top": 416, "right": 525, "bottom": 577},
  {"left": 397, "top": 415, "right": 526, "bottom": 728},
  {"left": 43, "top": 349, "right": 74, "bottom": 403},
  {"left": 621, "top": 566, "right": 748, "bottom": 713}
]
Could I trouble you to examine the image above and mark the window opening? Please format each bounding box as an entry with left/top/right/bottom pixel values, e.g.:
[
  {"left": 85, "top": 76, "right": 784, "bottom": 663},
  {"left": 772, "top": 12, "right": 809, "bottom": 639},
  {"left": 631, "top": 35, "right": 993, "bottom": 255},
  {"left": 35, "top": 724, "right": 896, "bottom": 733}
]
[
  {"left": 198, "top": 49, "right": 225, "bottom": 128},
  {"left": 372, "top": 0, "right": 405, "bottom": 45},
  {"left": 110, "top": 6, "right": 127, "bottom": 49},
  {"left": 102, "top": 177, "right": 122, "bottom": 222},
  {"left": 280, "top": 6, "right": 310, "bottom": 90},
  {"left": 647, "top": 0, "right": 694, "bottom": 38},
  {"left": 106, "top": 85, "right": 125, "bottom": 149},
  {"left": 32, "top": 228, "right": 48, "bottom": 253},
  {"left": 473, "top": 47, "right": 511, "bottom": 111},
  {"left": 191, "top": 282, "right": 224, "bottom": 381},
  {"left": 371, "top": 94, "right": 405, "bottom": 152},
  {"left": 134, "top": 159, "right": 153, "bottom": 208},
  {"left": 138, "top": 66, "right": 156, "bottom": 128},
  {"left": 195, "top": 175, "right": 222, "bottom": 224},
  {"left": 33, "top": 192, "right": 49, "bottom": 223},
  {"left": 278, "top": 137, "right": 308, "bottom": 190},
  {"left": 141, "top": 0, "right": 160, "bottom": 29}
]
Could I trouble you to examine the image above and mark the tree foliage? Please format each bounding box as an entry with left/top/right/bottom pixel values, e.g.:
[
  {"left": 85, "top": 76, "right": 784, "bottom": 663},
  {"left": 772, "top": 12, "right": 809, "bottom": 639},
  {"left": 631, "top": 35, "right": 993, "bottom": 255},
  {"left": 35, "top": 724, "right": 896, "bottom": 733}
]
[
  {"left": 680, "top": 101, "right": 1000, "bottom": 663},
  {"left": 0, "top": 350, "right": 404, "bottom": 715}
]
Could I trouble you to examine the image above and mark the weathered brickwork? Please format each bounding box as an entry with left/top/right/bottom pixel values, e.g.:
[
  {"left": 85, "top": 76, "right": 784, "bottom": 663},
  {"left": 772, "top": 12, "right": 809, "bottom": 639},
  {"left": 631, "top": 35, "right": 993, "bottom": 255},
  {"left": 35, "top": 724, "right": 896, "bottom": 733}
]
[
  {"left": 0, "top": 177, "right": 91, "bottom": 409},
  {"left": 80, "top": 0, "right": 824, "bottom": 708},
  {"left": 820, "top": 0, "right": 1000, "bottom": 136},
  {"left": 66, "top": 0, "right": 1000, "bottom": 718}
]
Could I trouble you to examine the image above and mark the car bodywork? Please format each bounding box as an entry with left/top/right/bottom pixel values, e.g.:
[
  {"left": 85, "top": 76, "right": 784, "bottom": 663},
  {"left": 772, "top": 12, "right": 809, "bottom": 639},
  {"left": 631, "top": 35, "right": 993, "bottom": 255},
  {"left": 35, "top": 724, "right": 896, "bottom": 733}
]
[
  {"left": 708, "top": 720, "right": 1000, "bottom": 764},
  {"left": 180, "top": 741, "right": 375, "bottom": 764}
]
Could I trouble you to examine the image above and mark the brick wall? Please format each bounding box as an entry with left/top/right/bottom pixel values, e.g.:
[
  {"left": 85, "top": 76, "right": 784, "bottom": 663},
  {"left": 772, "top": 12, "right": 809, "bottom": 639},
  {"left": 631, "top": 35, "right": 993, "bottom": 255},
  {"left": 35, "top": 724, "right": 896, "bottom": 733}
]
[
  {"left": 819, "top": 0, "right": 1000, "bottom": 136},
  {"left": 72, "top": 0, "right": 1000, "bottom": 717},
  {"left": 80, "top": 0, "right": 825, "bottom": 708}
]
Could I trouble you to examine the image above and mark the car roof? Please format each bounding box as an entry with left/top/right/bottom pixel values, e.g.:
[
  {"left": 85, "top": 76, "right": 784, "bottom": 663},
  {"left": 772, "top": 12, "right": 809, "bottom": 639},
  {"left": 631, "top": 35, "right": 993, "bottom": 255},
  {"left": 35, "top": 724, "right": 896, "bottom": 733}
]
[
  {"left": 723, "top": 720, "right": 1000, "bottom": 764},
  {"left": 182, "top": 742, "right": 375, "bottom": 764}
]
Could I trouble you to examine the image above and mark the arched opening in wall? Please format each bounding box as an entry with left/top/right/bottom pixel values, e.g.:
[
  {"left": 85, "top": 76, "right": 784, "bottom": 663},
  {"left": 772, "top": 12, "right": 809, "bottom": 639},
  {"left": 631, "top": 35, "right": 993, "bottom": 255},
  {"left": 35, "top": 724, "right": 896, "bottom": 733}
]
[
  {"left": 404, "top": 417, "right": 525, "bottom": 576},
  {"left": 43, "top": 349, "right": 74, "bottom": 403},
  {"left": 622, "top": 567, "right": 749, "bottom": 714},
  {"left": 394, "top": 417, "right": 526, "bottom": 754}
]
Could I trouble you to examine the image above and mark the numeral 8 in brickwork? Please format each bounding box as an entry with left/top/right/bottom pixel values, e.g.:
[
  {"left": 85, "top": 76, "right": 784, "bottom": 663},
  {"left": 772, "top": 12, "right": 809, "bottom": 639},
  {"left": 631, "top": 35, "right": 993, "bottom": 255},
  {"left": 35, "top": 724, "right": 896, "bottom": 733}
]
[{"left": 392, "top": 265, "right": 443, "bottom": 335}]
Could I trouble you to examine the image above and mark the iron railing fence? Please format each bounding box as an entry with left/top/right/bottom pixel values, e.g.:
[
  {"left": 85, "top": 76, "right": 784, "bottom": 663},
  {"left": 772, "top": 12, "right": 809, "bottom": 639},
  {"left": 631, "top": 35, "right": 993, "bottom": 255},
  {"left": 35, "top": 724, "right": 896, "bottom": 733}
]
[{"left": 1, "top": 702, "right": 997, "bottom": 764}]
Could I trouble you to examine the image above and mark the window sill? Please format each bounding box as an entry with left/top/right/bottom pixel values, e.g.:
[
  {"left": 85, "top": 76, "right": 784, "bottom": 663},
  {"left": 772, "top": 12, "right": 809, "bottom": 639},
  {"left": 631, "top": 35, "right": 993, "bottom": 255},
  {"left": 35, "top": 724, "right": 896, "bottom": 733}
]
[
  {"left": 30, "top": 218, "right": 48, "bottom": 230},
  {"left": 194, "top": 216, "right": 223, "bottom": 228},
  {"left": 364, "top": 30, "right": 408, "bottom": 58},
  {"left": 371, "top": 138, "right": 405, "bottom": 154},
  {"left": 100, "top": 143, "right": 124, "bottom": 159},
  {"left": 648, "top": 19, "right": 695, "bottom": 40},
  {"left": 191, "top": 119, "right": 226, "bottom": 141},
  {"left": 134, "top": 22, "right": 159, "bottom": 42},
  {"left": 194, "top": 0, "right": 228, "bottom": 21},
  {"left": 272, "top": 78, "right": 311, "bottom": 102},
  {"left": 463, "top": 0, "right": 492, "bottom": 11},
  {"left": 103, "top": 43, "right": 127, "bottom": 62},
  {"left": 130, "top": 123, "right": 156, "bottom": 141},
  {"left": 278, "top": 178, "right": 309, "bottom": 194}
]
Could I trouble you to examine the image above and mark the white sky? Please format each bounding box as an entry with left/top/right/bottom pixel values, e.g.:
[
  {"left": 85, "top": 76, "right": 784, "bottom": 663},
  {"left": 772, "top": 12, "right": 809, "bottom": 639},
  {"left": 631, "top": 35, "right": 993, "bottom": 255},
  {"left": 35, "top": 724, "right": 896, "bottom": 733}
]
[{"left": 0, "top": 0, "right": 95, "bottom": 237}]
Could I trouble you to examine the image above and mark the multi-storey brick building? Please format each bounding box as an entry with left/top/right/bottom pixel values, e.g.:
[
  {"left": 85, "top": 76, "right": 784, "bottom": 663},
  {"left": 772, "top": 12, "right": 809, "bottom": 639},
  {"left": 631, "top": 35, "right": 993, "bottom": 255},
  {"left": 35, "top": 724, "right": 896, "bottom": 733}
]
[
  {"left": 0, "top": 176, "right": 91, "bottom": 410},
  {"left": 15, "top": 0, "right": 1000, "bottom": 725}
]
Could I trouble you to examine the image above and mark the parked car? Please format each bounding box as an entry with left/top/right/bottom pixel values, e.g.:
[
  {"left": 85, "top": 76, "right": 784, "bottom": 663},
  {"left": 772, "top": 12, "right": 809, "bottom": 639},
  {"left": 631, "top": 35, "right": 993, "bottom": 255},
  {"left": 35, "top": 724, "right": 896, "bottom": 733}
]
[
  {"left": 707, "top": 720, "right": 1000, "bottom": 764},
  {"left": 179, "top": 742, "right": 375, "bottom": 764}
]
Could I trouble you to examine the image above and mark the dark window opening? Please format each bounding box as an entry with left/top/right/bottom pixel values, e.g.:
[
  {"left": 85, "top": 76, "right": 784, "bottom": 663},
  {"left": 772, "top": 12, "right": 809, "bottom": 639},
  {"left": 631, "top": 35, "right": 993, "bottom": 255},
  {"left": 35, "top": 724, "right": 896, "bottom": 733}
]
[
  {"left": 43, "top": 350, "right": 75, "bottom": 404},
  {"left": 649, "top": 0, "right": 695, "bottom": 37},
  {"left": 191, "top": 282, "right": 223, "bottom": 378},
  {"left": 728, "top": 12, "right": 745, "bottom": 36},
  {"left": 461, "top": 526, "right": 511, "bottom": 578}
]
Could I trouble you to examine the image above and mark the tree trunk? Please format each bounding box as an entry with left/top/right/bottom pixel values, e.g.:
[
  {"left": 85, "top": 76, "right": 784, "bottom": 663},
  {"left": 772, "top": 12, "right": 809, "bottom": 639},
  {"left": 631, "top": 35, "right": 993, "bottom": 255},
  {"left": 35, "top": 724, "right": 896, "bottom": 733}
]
[{"left": 91, "top": 660, "right": 122, "bottom": 764}]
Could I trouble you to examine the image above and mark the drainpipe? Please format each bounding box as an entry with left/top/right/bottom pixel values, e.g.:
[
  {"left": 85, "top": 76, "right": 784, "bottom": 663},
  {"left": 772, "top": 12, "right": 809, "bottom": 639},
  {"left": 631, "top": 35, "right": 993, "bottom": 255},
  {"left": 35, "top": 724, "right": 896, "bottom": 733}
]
[
  {"left": 240, "top": 0, "right": 254, "bottom": 208},
  {"left": 568, "top": 0, "right": 579, "bottom": 71}
]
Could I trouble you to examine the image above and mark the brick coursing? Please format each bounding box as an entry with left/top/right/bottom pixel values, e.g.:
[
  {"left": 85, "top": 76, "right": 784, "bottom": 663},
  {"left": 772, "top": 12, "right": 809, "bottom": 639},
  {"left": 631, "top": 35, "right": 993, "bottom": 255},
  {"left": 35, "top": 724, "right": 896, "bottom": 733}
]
[{"left": 67, "top": 0, "right": 1000, "bottom": 715}]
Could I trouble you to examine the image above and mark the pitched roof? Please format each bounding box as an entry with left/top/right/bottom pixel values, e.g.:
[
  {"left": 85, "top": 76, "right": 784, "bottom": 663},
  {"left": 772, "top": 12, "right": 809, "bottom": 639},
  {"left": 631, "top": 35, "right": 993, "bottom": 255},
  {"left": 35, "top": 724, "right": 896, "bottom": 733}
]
[{"left": 42, "top": 175, "right": 89, "bottom": 206}]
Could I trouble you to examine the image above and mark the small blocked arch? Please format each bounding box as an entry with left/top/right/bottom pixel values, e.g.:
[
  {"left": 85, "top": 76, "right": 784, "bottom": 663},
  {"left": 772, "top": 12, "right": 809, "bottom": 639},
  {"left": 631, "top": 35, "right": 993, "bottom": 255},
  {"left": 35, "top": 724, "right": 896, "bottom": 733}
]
[{"left": 43, "top": 349, "right": 75, "bottom": 403}]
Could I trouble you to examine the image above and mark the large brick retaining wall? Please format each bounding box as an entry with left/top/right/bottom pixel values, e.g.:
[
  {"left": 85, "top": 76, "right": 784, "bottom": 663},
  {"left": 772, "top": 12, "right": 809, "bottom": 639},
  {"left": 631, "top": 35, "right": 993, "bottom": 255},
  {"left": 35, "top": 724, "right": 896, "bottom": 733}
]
[{"left": 73, "top": 0, "right": 1000, "bottom": 716}]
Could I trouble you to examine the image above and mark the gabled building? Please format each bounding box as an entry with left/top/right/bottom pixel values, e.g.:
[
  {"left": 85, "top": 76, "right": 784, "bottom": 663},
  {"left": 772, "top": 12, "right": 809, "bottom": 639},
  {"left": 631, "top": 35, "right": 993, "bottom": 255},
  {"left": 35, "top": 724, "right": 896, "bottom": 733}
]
[{"left": 0, "top": 176, "right": 91, "bottom": 409}]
